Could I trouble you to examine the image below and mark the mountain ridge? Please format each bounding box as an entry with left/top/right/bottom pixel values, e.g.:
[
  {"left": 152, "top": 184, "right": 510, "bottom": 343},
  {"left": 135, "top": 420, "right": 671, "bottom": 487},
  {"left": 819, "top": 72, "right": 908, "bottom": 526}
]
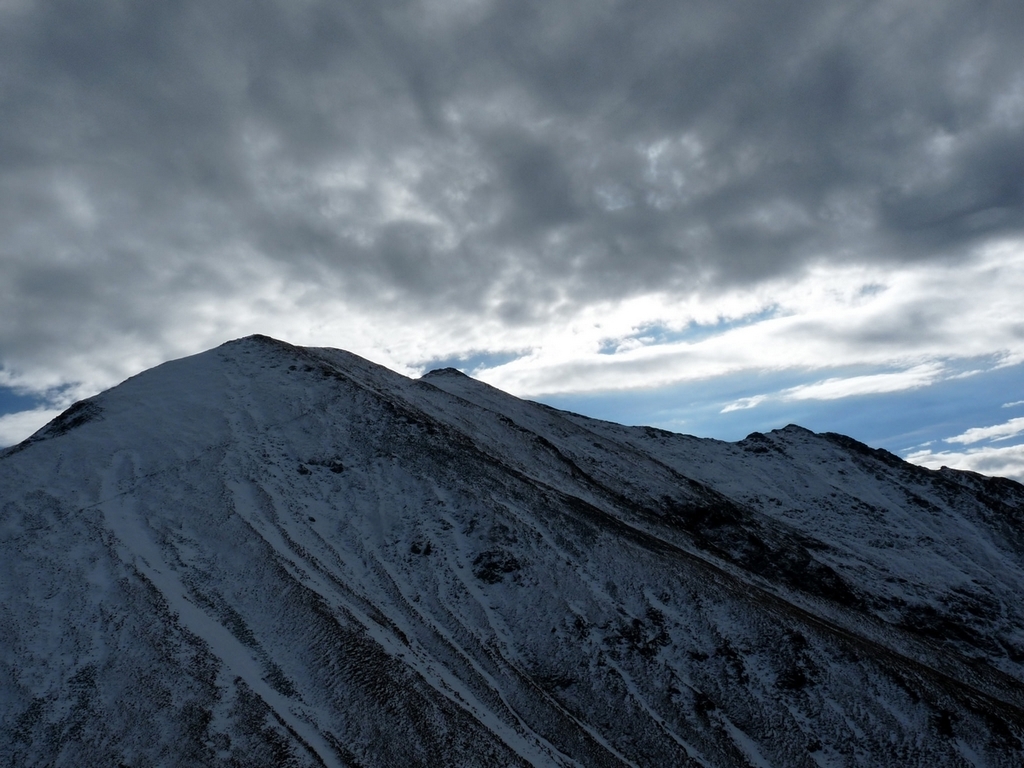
[{"left": 2, "top": 334, "right": 1023, "bottom": 766}]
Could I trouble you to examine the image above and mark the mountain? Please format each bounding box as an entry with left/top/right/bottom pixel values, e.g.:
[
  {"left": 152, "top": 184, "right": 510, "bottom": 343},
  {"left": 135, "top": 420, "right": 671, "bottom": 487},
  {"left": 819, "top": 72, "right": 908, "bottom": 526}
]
[{"left": 2, "top": 334, "right": 1023, "bottom": 767}]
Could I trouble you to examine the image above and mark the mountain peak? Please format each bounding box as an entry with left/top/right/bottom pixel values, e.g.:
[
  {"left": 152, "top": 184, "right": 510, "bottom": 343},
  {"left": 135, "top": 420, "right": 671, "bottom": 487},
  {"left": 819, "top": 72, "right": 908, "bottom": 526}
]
[
  {"left": 421, "top": 366, "right": 470, "bottom": 378},
  {"left": 216, "top": 332, "right": 304, "bottom": 358},
  {"left": 221, "top": 332, "right": 293, "bottom": 348}
]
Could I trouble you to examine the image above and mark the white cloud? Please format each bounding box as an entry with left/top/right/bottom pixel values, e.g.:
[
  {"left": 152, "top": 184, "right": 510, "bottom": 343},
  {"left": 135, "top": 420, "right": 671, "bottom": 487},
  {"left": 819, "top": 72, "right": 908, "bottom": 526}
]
[
  {"left": 906, "top": 443, "right": 1024, "bottom": 484},
  {"left": 904, "top": 409, "right": 1024, "bottom": 484},
  {"left": 781, "top": 364, "right": 944, "bottom": 401},
  {"left": 718, "top": 364, "right": 944, "bottom": 413},
  {"left": 944, "top": 416, "right": 1024, "bottom": 446},
  {"left": 0, "top": 408, "right": 62, "bottom": 448},
  {"left": 477, "top": 238, "right": 1024, "bottom": 401},
  {"left": 721, "top": 395, "right": 768, "bottom": 413}
]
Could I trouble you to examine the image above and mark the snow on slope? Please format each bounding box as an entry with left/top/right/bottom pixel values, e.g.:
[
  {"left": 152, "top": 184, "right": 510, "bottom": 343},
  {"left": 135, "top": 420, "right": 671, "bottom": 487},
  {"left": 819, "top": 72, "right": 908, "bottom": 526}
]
[{"left": 2, "top": 335, "right": 1023, "bottom": 766}]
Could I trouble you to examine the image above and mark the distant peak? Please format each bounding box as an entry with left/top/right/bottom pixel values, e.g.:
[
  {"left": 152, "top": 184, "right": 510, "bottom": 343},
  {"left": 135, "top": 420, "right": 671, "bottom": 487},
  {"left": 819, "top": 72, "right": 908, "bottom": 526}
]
[
  {"left": 741, "top": 424, "right": 813, "bottom": 443},
  {"left": 421, "top": 367, "right": 470, "bottom": 378},
  {"left": 777, "top": 424, "right": 813, "bottom": 435}
]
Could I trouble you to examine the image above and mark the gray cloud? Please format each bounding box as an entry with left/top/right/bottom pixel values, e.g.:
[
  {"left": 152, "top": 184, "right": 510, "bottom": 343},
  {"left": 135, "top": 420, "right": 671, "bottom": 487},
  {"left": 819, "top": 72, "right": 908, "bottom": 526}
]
[{"left": 2, "top": 0, "right": 1024, "bottom": 387}]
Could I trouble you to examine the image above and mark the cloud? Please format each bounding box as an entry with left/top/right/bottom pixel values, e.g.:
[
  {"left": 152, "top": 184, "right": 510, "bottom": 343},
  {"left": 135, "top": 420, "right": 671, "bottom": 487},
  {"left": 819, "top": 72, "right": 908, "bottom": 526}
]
[
  {"left": 1, "top": 0, "right": 1024, "bottom": 416},
  {"left": 903, "top": 410, "right": 1024, "bottom": 483},
  {"left": 906, "top": 443, "right": 1024, "bottom": 484},
  {"left": 944, "top": 416, "right": 1024, "bottom": 446},
  {"left": 781, "top": 364, "right": 944, "bottom": 401},
  {"left": 0, "top": 408, "right": 62, "bottom": 447},
  {"left": 721, "top": 395, "right": 768, "bottom": 414},
  {"left": 719, "top": 364, "right": 944, "bottom": 413},
  {"left": 478, "top": 241, "right": 1024, "bottom": 398}
]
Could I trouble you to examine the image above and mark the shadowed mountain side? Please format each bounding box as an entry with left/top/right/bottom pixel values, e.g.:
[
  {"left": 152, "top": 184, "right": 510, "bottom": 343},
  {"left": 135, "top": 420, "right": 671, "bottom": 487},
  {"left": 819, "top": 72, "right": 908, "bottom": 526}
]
[{"left": 2, "top": 335, "right": 1023, "bottom": 766}]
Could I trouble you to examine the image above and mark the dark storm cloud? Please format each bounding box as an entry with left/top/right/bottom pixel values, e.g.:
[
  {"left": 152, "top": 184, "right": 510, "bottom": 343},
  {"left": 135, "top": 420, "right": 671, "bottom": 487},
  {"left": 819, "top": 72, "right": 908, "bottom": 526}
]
[{"left": 2, "top": 0, "right": 1024, "bottom": 371}]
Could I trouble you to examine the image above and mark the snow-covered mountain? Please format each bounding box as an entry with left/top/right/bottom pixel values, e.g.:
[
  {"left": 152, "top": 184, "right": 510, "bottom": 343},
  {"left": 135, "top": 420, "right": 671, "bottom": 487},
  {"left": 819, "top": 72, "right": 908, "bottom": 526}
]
[{"left": 2, "top": 335, "right": 1023, "bottom": 767}]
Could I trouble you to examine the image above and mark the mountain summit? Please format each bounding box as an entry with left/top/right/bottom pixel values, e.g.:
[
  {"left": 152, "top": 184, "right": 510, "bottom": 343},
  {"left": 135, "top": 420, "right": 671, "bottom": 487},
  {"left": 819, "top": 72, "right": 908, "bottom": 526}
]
[{"left": 3, "top": 335, "right": 1023, "bottom": 766}]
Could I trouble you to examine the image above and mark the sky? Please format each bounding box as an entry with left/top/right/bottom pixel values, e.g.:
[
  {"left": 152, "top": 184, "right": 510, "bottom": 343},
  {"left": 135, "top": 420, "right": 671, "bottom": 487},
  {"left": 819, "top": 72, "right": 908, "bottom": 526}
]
[{"left": 2, "top": 0, "right": 1024, "bottom": 481}]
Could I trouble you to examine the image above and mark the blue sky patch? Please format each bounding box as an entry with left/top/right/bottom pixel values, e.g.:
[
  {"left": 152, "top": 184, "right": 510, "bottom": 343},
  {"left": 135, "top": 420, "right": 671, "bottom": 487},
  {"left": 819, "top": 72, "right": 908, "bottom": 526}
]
[
  {"left": 539, "top": 361, "right": 1024, "bottom": 460},
  {"left": 0, "top": 385, "right": 43, "bottom": 418}
]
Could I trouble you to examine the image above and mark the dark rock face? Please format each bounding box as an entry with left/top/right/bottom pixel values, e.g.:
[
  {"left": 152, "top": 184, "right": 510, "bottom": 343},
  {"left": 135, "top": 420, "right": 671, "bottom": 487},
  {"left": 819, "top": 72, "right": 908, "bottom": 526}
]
[
  {"left": 2, "top": 399, "right": 103, "bottom": 458},
  {"left": 2, "top": 335, "right": 1023, "bottom": 766}
]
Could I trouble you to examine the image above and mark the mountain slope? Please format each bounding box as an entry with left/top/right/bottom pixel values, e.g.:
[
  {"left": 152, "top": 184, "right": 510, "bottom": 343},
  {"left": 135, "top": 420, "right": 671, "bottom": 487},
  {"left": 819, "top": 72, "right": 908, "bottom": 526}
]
[{"left": 2, "top": 335, "right": 1023, "bottom": 766}]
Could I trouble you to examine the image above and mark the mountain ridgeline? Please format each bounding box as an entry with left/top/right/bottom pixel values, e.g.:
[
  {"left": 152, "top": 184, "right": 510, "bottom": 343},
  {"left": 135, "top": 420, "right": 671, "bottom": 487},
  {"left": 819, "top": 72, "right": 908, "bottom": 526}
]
[{"left": 2, "top": 335, "right": 1023, "bottom": 766}]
